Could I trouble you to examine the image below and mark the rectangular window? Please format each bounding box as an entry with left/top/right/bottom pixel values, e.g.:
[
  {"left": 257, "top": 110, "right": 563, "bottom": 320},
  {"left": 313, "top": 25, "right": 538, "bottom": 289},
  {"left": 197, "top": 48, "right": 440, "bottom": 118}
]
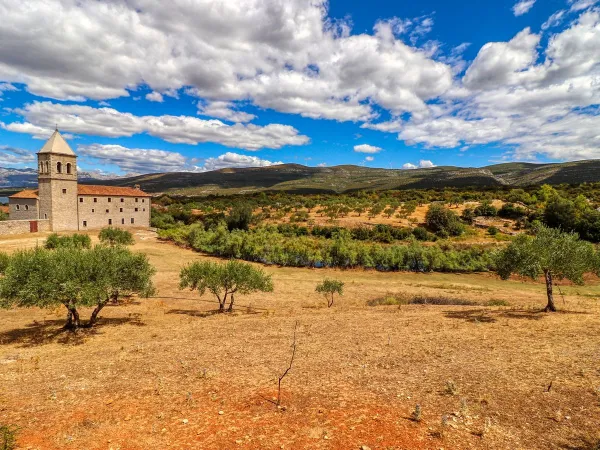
[
  {"left": 108, "top": 198, "right": 112, "bottom": 203},
  {"left": 119, "top": 208, "right": 123, "bottom": 213},
  {"left": 16, "top": 205, "right": 20, "bottom": 210},
  {"left": 143, "top": 208, "right": 146, "bottom": 212},
  {"left": 121, "top": 218, "right": 125, "bottom": 225},
  {"left": 135, "top": 198, "right": 139, "bottom": 202},
  {"left": 108, "top": 219, "right": 112, "bottom": 225},
  {"left": 131, "top": 218, "right": 135, "bottom": 224},
  {"left": 142, "top": 199, "right": 145, "bottom": 203},
  {"left": 120, "top": 198, "right": 124, "bottom": 203},
  {"left": 62, "top": 189, "right": 67, "bottom": 194},
  {"left": 135, "top": 208, "right": 138, "bottom": 212},
  {"left": 83, "top": 220, "right": 87, "bottom": 227},
  {"left": 106, "top": 209, "right": 109, "bottom": 213},
  {"left": 92, "top": 209, "right": 95, "bottom": 213},
  {"left": 79, "top": 198, "right": 83, "bottom": 203},
  {"left": 94, "top": 198, "right": 97, "bottom": 203}
]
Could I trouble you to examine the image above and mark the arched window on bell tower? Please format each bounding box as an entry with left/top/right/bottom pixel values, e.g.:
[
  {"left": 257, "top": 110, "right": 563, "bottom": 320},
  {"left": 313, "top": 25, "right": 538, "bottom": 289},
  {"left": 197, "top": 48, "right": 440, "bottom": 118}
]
[
  {"left": 66, "top": 163, "right": 72, "bottom": 174},
  {"left": 45, "top": 161, "right": 49, "bottom": 173},
  {"left": 57, "top": 161, "right": 62, "bottom": 173}
]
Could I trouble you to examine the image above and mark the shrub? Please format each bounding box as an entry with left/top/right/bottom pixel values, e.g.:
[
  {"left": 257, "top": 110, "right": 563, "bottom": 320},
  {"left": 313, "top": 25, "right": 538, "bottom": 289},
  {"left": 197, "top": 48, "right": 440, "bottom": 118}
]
[
  {"left": 487, "top": 226, "right": 499, "bottom": 236},
  {"left": 44, "top": 233, "right": 91, "bottom": 249},
  {"left": 426, "top": 203, "right": 464, "bottom": 236},
  {"left": 461, "top": 207, "right": 475, "bottom": 224},
  {"left": 226, "top": 204, "right": 253, "bottom": 231},
  {"left": 409, "top": 296, "right": 476, "bottom": 306},
  {"left": 412, "top": 226, "right": 432, "bottom": 241},
  {"left": 474, "top": 201, "right": 498, "bottom": 217},
  {"left": 0, "top": 423, "right": 18, "bottom": 450},
  {"left": 498, "top": 203, "right": 526, "bottom": 219},
  {"left": 99, "top": 227, "right": 135, "bottom": 246}
]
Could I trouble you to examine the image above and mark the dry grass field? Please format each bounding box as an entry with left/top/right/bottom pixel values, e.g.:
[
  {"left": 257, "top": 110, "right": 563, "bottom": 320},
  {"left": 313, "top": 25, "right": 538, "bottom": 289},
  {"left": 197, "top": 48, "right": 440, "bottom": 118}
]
[{"left": 1, "top": 231, "right": 599, "bottom": 449}]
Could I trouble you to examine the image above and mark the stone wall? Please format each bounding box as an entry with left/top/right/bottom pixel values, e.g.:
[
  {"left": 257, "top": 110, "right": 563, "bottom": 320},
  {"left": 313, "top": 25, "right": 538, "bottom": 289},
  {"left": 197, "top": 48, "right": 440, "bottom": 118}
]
[
  {"left": 0, "top": 219, "right": 50, "bottom": 236},
  {"left": 78, "top": 195, "right": 151, "bottom": 230},
  {"left": 9, "top": 198, "right": 39, "bottom": 220}
]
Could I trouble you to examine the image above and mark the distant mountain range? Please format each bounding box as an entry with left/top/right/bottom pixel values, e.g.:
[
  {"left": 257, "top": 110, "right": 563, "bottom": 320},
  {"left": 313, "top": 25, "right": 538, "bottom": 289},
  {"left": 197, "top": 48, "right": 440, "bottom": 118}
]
[
  {"left": 0, "top": 167, "right": 121, "bottom": 190},
  {"left": 2, "top": 160, "right": 600, "bottom": 195}
]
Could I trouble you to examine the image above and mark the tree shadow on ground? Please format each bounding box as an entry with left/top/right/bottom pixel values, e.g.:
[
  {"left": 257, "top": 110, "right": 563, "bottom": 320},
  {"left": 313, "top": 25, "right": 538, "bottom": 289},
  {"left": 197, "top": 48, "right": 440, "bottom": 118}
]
[
  {"left": 0, "top": 315, "right": 145, "bottom": 348},
  {"left": 167, "top": 308, "right": 262, "bottom": 318},
  {"left": 444, "top": 308, "right": 591, "bottom": 323},
  {"left": 560, "top": 435, "right": 600, "bottom": 450}
]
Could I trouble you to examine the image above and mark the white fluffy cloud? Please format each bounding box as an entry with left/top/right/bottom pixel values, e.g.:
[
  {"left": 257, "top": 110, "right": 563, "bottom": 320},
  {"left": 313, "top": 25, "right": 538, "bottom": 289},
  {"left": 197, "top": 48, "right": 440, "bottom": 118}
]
[
  {"left": 201, "top": 152, "right": 283, "bottom": 171},
  {"left": 146, "top": 92, "right": 164, "bottom": 103},
  {"left": 367, "top": 7, "right": 600, "bottom": 161},
  {"left": 513, "top": 0, "right": 536, "bottom": 16},
  {"left": 354, "top": 144, "right": 383, "bottom": 154},
  {"left": 78, "top": 144, "right": 188, "bottom": 173},
  {"left": 78, "top": 144, "right": 282, "bottom": 174},
  {"left": 364, "top": 156, "right": 375, "bottom": 162},
  {"left": 198, "top": 101, "right": 256, "bottom": 123},
  {"left": 0, "top": 0, "right": 453, "bottom": 122},
  {"left": 402, "top": 160, "right": 436, "bottom": 169},
  {"left": 4, "top": 102, "right": 309, "bottom": 150}
]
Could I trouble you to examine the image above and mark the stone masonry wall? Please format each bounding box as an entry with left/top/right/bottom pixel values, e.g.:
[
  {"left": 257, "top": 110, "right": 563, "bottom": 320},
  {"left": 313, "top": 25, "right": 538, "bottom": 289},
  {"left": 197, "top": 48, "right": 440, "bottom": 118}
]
[
  {"left": 78, "top": 195, "right": 151, "bottom": 230},
  {"left": 8, "top": 198, "right": 39, "bottom": 220},
  {"left": 0, "top": 219, "right": 50, "bottom": 236}
]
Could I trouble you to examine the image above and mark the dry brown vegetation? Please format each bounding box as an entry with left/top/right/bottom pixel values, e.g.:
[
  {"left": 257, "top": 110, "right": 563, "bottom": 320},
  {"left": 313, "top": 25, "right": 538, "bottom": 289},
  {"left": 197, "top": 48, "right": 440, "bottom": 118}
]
[{"left": 1, "top": 230, "right": 599, "bottom": 449}]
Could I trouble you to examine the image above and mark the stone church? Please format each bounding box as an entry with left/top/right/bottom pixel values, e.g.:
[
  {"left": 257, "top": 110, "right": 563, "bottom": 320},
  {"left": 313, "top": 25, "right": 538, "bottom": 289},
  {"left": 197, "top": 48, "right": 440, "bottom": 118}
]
[{"left": 5, "top": 130, "right": 151, "bottom": 234}]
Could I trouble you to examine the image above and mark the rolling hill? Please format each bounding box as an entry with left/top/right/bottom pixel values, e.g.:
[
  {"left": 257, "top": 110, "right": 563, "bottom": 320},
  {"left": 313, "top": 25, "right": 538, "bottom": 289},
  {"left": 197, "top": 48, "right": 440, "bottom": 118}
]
[{"left": 3, "top": 160, "right": 600, "bottom": 196}]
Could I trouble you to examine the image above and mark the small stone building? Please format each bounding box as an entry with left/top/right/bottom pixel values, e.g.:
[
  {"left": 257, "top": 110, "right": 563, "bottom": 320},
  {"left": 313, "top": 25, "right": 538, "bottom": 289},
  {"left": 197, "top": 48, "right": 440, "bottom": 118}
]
[{"left": 6, "top": 130, "right": 151, "bottom": 233}]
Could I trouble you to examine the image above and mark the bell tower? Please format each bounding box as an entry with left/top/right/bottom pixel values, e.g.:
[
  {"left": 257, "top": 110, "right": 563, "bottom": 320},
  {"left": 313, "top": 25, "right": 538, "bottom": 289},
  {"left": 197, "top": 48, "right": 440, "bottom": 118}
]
[{"left": 37, "top": 129, "right": 78, "bottom": 231}]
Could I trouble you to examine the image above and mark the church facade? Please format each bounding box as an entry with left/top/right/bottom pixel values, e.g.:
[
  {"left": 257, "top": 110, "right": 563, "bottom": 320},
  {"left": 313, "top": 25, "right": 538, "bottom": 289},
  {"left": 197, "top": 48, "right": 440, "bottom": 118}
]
[{"left": 6, "top": 130, "right": 151, "bottom": 233}]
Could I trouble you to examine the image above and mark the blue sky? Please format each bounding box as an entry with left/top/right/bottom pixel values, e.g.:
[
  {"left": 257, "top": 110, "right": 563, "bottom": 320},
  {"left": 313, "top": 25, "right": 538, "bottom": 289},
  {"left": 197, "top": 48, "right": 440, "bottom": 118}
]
[{"left": 0, "top": 0, "right": 599, "bottom": 175}]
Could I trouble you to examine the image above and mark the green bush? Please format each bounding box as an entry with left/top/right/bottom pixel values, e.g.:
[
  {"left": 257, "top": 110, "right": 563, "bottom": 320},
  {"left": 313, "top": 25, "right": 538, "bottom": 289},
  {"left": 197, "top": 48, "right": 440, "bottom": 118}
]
[
  {"left": 44, "top": 233, "right": 91, "bottom": 250},
  {"left": 0, "top": 423, "right": 18, "bottom": 450},
  {"left": 474, "top": 201, "right": 498, "bottom": 217},
  {"left": 487, "top": 226, "right": 499, "bottom": 236},
  {"left": 99, "top": 227, "right": 135, "bottom": 246},
  {"left": 425, "top": 203, "right": 464, "bottom": 237},
  {"left": 158, "top": 224, "right": 495, "bottom": 273}
]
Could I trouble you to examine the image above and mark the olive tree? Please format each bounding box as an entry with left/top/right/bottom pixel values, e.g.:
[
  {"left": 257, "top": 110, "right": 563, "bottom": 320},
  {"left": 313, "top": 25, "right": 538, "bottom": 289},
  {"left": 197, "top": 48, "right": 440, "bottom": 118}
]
[
  {"left": 495, "top": 225, "right": 597, "bottom": 312},
  {"left": 179, "top": 260, "right": 273, "bottom": 313},
  {"left": 315, "top": 278, "right": 344, "bottom": 308},
  {"left": 0, "top": 246, "right": 155, "bottom": 329},
  {"left": 99, "top": 227, "right": 135, "bottom": 246}
]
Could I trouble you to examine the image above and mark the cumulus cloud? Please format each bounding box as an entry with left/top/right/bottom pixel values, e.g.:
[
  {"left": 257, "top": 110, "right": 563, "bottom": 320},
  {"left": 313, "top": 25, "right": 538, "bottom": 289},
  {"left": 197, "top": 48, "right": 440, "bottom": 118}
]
[
  {"left": 402, "top": 160, "right": 436, "bottom": 169},
  {"left": 201, "top": 152, "right": 283, "bottom": 171},
  {"left": 198, "top": 101, "right": 256, "bottom": 123},
  {"left": 0, "top": 82, "right": 17, "bottom": 99},
  {"left": 0, "top": 0, "right": 454, "bottom": 122},
  {"left": 383, "top": 9, "right": 600, "bottom": 161},
  {"left": 4, "top": 102, "right": 309, "bottom": 151},
  {"left": 146, "top": 92, "right": 164, "bottom": 103},
  {"left": 78, "top": 144, "right": 188, "bottom": 173},
  {"left": 354, "top": 144, "right": 383, "bottom": 154},
  {"left": 364, "top": 156, "right": 374, "bottom": 162},
  {"left": 513, "top": 0, "right": 536, "bottom": 16},
  {"left": 78, "top": 144, "right": 283, "bottom": 174},
  {"left": 0, "top": 145, "right": 36, "bottom": 166}
]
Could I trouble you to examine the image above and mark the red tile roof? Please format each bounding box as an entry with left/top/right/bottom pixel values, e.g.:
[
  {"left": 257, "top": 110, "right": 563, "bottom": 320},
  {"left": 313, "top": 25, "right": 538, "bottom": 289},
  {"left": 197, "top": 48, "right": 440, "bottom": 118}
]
[
  {"left": 77, "top": 185, "right": 152, "bottom": 197},
  {"left": 9, "top": 189, "right": 39, "bottom": 199}
]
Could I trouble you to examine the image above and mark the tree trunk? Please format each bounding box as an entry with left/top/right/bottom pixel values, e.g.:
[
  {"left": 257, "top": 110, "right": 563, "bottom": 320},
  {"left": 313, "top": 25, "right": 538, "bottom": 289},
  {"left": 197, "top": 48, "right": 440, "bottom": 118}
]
[
  {"left": 228, "top": 293, "right": 235, "bottom": 312},
  {"left": 217, "top": 294, "right": 226, "bottom": 313},
  {"left": 328, "top": 294, "right": 334, "bottom": 308},
  {"left": 63, "top": 305, "right": 81, "bottom": 330},
  {"left": 544, "top": 270, "right": 557, "bottom": 312},
  {"left": 88, "top": 294, "right": 114, "bottom": 327}
]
